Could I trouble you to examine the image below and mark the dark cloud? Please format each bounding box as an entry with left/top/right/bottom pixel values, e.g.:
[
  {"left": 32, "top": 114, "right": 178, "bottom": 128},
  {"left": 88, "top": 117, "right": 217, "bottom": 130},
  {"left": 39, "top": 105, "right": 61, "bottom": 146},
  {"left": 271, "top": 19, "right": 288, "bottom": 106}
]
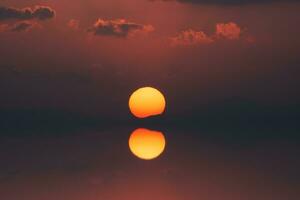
[
  {"left": 154, "top": 0, "right": 300, "bottom": 5},
  {"left": 88, "top": 19, "right": 154, "bottom": 37},
  {"left": 10, "top": 21, "right": 34, "bottom": 32},
  {"left": 0, "top": 6, "right": 55, "bottom": 21},
  {"left": 0, "top": 21, "right": 35, "bottom": 32},
  {"left": 31, "top": 6, "right": 55, "bottom": 20}
]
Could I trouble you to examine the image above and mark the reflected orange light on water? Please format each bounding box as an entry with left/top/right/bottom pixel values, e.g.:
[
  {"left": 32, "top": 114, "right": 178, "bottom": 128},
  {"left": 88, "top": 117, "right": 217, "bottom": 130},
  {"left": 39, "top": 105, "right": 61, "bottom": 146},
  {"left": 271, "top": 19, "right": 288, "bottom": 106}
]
[{"left": 129, "top": 128, "right": 166, "bottom": 160}]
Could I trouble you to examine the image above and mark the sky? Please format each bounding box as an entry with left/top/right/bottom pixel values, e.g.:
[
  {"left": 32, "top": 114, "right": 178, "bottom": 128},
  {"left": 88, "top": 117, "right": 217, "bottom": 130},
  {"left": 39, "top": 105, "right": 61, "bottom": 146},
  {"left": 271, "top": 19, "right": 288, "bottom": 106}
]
[
  {"left": 1, "top": 2, "right": 300, "bottom": 199},
  {"left": 0, "top": 0, "right": 300, "bottom": 123}
]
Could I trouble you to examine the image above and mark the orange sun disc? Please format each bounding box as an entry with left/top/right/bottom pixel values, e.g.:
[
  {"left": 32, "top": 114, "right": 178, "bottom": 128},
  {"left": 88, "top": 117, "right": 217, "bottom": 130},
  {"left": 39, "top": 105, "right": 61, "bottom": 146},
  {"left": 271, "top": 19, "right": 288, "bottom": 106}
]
[{"left": 129, "top": 87, "right": 166, "bottom": 118}]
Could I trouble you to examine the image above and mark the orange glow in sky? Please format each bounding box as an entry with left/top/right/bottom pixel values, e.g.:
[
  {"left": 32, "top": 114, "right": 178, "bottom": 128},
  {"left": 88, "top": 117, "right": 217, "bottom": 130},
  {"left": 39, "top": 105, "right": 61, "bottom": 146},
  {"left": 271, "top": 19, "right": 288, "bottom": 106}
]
[
  {"left": 129, "top": 128, "right": 166, "bottom": 160},
  {"left": 129, "top": 87, "right": 166, "bottom": 118}
]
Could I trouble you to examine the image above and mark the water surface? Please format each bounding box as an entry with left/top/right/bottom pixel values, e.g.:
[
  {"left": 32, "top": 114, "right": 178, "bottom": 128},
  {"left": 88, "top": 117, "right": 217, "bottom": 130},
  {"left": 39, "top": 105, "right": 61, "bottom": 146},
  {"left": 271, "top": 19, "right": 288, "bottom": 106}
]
[{"left": 0, "top": 128, "right": 299, "bottom": 200}]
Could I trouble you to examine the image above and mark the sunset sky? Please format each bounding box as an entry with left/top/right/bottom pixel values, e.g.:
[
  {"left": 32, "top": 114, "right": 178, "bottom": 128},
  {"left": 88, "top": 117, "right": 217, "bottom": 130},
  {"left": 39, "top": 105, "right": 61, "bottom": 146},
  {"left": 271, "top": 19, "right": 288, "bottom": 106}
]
[
  {"left": 0, "top": 0, "right": 300, "bottom": 124},
  {"left": 1, "top": 1, "right": 300, "bottom": 199}
]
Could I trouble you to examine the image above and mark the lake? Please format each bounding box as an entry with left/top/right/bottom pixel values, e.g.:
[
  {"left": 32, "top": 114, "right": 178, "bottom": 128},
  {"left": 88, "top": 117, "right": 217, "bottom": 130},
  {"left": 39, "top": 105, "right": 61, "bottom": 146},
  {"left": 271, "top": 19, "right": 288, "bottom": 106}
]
[{"left": 0, "top": 127, "right": 299, "bottom": 200}]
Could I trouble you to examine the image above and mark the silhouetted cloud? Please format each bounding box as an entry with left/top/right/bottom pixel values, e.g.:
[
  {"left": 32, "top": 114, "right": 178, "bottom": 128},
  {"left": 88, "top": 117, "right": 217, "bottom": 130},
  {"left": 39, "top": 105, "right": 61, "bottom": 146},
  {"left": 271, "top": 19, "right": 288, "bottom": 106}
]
[
  {"left": 88, "top": 19, "right": 154, "bottom": 37},
  {"left": 10, "top": 21, "right": 34, "bottom": 32},
  {"left": 152, "top": 0, "right": 300, "bottom": 5},
  {"left": 171, "top": 22, "right": 251, "bottom": 46},
  {"left": 0, "top": 6, "right": 55, "bottom": 21},
  {"left": 0, "top": 21, "right": 35, "bottom": 32}
]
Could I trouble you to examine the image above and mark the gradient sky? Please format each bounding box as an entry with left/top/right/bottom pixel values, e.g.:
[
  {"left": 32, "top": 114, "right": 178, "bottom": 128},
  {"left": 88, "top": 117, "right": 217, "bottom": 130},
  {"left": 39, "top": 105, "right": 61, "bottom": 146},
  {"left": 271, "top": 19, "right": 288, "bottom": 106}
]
[
  {"left": 1, "top": 2, "right": 300, "bottom": 199},
  {"left": 0, "top": 0, "right": 300, "bottom": 120}
]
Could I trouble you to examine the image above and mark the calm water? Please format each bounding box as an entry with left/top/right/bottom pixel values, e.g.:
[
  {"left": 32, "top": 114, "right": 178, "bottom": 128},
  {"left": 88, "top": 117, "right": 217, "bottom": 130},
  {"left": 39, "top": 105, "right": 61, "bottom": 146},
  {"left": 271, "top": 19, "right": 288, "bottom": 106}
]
[{"left": 0, "top": 128, "right": 299, "bottom": 200}]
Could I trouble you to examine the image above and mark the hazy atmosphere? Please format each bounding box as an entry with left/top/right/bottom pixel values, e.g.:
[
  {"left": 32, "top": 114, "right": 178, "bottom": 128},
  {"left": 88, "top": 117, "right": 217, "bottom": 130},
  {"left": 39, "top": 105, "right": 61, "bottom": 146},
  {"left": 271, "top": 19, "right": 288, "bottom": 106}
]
[{"left": 0, "top": 0, "right": 299, "bottom": 199}]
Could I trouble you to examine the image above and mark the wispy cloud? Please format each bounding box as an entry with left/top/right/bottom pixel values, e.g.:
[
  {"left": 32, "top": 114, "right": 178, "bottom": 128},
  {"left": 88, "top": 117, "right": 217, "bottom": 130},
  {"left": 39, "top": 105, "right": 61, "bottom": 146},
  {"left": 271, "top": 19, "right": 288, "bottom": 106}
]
[
  {"left": 170, "top": 29, "right": 214, "bottom": 46},
  {"left": 0, "top": 21, "right": 36, "bottom": 32},
  {"left": 67, "top": 19, "right": 80, "bottom": 30},
  {"left": 88, "top": 19, "right": 154, "bottom": 38},
  {"left": 170, "top": 22, "right": 252, "bottom": 46}
]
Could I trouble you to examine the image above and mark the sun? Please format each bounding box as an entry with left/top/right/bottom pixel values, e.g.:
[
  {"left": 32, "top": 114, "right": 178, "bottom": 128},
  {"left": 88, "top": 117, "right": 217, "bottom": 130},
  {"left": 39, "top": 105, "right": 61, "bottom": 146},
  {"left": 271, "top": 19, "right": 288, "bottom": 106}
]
[
  {"left": 129, "top": 128, "right": 166, "bottom": 160},
  {"left": 129, "top": 87, "right": 166, "bottom": 118}
]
